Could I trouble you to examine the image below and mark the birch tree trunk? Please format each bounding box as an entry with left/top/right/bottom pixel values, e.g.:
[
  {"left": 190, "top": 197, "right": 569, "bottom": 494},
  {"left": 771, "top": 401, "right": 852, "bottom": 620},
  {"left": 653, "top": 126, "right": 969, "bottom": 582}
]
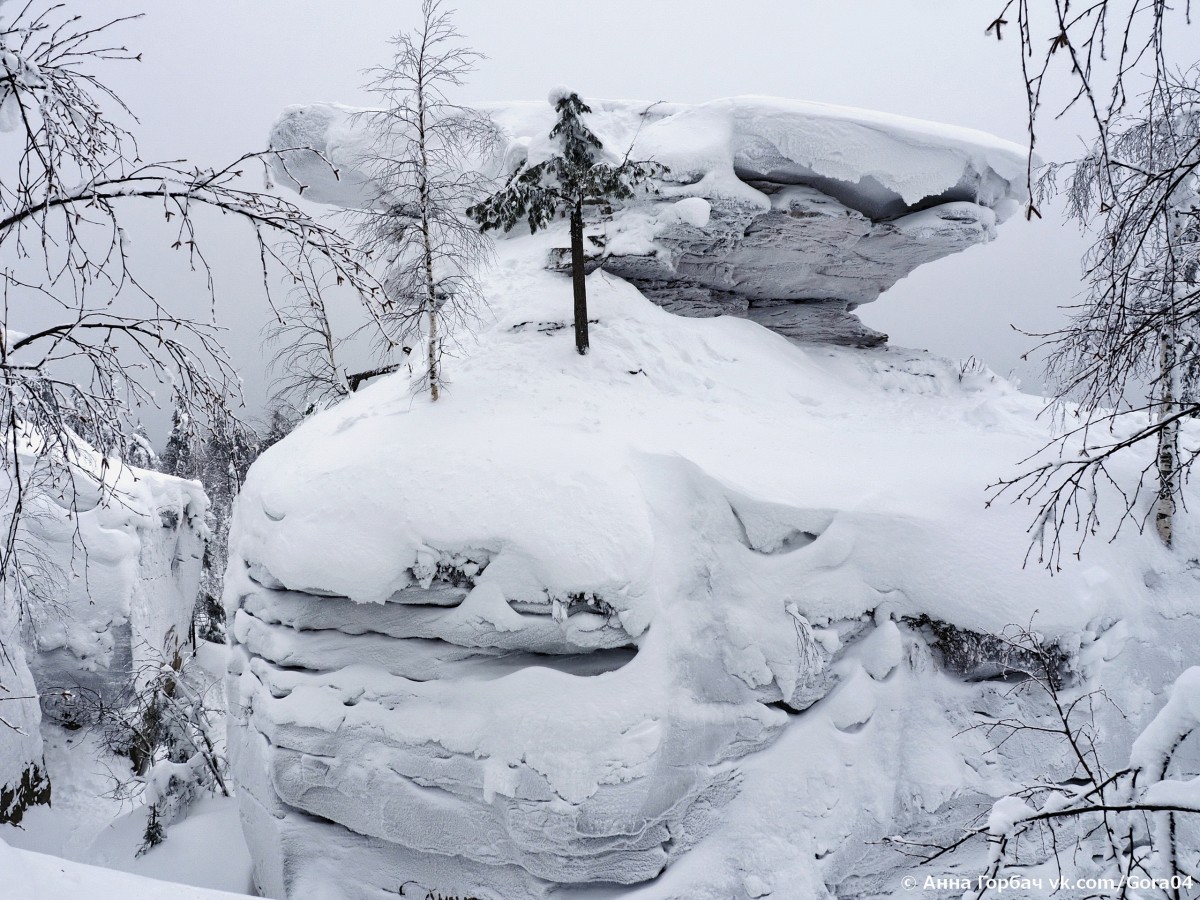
[
  {"left": 416, "top": 38, "right": 440, "bottom": 401},
  {"left": 1154, "top": 311, "right": 1180, "bottom": 546}
]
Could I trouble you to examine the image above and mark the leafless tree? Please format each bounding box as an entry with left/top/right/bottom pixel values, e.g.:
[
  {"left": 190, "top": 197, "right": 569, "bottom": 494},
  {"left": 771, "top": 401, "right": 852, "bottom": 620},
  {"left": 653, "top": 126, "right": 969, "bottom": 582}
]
[
  {"left": 0, "top": 3, "right": 392, "bottom": 644},
  {"left": 264, "top": 262, "right": 353, "bottom": 414},
  {"left": 986, "top": 0, "right": 1182, "bottom": 218},
  {"left": 265, "top": 296, "right": 349, "bottom": 413},
  {"left": 985, "top": 2, "right": 1200, "bottom": 566},
  {"left": 265, "top": 273, "right": 417, "bottom": 413},
  {"left": 74, "top": 629, "right": 229, "bottom": 854},
  {"left": 350, "top": 0, "right": 498, "bottom": 401},
  {"left": 887, "top": 625, "right": 1200, "bottom": 899}
]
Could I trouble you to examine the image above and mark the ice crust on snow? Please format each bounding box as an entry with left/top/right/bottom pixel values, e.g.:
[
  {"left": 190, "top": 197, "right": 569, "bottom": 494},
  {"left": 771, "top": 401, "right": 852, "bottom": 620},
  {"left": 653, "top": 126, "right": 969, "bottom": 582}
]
[
  {"left": 223, "top": 229, "right": 1200, "bottom": 898},
  {"left": 269, "top": 96, "right": 1028, "bottom": 347}
]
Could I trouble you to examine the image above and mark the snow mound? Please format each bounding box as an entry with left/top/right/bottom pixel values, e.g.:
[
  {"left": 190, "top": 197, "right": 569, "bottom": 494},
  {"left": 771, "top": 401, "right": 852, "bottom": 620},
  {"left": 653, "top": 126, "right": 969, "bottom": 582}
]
[
  {"left": 14, "top": 450, "right": 208, "bottom": 721},
  {"left": 231, "top": 236, "right": 1124, "bottom": 637}
]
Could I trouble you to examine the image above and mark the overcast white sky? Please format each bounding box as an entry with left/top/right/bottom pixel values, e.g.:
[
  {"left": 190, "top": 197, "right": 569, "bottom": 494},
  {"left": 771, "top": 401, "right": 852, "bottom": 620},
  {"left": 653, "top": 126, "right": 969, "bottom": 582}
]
[{"left": 66, "top": 2, "right": 1200, "bottom": 434}]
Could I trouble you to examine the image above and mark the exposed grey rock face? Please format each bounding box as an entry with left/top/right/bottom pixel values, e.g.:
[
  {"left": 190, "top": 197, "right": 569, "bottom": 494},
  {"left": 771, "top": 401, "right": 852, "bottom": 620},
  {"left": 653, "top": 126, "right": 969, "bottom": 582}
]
[
  {"left": 547, "top": 189, "right": 998, "bottom": 347},
  {"left": 0, "top": 762, "right": 50, "bottom": 826},
  {"left": 0, "top": 640, "right": 47, "bottom": 826}
]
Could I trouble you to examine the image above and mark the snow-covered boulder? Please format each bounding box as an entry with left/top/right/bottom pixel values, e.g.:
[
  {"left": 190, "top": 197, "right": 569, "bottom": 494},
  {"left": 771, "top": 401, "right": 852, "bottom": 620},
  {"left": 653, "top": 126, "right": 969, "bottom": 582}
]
[
  {"left": 225, "top": 234, "right": 1200, "bottom": 899},
  {"left": 269, "top": 96, "right": 1028, "bottom": 347}
]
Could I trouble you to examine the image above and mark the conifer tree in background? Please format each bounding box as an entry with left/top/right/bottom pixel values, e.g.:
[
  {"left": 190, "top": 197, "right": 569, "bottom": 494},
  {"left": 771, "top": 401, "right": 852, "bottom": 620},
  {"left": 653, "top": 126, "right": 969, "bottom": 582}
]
[
  {"left": 195, "top": 423, "right": 256, "bottom": 643},
  {"left": 468, "top": 90, "right": 666, "bottom": 354},
  {"left": 160, "top": 400, "right": 199, "bottom": 482},
  {"left": 126, "top": 425, "right": 156, "bottom": 471},
  {"left": 260, "top": 407, "right": 300, "bottom": 453},
  {"left": 157, "top": 401, "right": 261, "bottom": 644}
]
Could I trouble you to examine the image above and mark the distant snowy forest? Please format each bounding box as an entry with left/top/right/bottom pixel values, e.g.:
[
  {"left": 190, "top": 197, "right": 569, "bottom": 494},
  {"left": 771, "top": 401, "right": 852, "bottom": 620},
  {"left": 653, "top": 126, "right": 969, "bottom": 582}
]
[{"left": 4, "top": 2, "right": 1200, "bottom": 899}]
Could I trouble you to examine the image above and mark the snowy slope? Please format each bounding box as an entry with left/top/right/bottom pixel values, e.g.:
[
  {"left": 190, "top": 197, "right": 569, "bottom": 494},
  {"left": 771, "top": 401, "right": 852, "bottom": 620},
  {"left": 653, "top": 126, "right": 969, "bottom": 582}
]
[
  {"left": 232, "top": 230, "right": 1153, "bottom": 636},
  {"left": 0, "top": 835, "right": 250, "bottom": 900},
  {"left": 225, "top": 227, "right": 1200, "bottom": 899}
]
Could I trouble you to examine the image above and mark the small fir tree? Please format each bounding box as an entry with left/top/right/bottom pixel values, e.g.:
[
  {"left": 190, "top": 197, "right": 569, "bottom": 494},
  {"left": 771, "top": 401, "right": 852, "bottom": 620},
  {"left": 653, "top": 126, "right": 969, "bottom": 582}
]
[
  {"left": 467, "top": 90, "right": 666, "bottom": 354},
  {"left": 160, "top": 399, "right": 200, "bottom": 481}
]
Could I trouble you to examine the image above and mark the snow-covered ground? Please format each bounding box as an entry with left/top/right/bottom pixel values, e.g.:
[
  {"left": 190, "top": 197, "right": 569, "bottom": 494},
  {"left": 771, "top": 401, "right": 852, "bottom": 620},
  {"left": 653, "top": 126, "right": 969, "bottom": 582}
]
[
  {"left": 0, "top": 837, "right": 250, "bottom": 900},
  {"left": 2, "top": 641, "right": 254, "bottom": 898},
  {"left": 0, "top": 434, "right": 213, "bottom": 900}
]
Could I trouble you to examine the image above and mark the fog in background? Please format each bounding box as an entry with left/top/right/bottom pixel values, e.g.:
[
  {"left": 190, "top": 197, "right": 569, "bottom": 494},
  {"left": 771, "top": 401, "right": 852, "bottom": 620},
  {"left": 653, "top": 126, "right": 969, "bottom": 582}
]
[{"left": 62, "top": 1, "right": 1200, "bottom": 440}]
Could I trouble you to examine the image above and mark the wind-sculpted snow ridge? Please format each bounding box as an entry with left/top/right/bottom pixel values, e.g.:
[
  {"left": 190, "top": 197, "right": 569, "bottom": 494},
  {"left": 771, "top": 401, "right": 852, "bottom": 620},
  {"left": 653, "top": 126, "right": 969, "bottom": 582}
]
[
  {"left": 269, "top": 96, "right": 1028, "bottom": 346},
  {"left": 1, "top": 436, "right": 207, "bottom": 823},
  {"left": 224, "top": 237, "right": 1200, "bottom": 899}
]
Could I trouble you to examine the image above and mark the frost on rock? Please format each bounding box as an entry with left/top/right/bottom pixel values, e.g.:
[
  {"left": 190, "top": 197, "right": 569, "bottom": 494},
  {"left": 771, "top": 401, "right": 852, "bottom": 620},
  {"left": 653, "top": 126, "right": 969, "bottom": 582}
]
[
  {"left": 269, "top": 96, "right": 1028, "bottom": 347},
  {"left": 222, "top": 252, "right": 1194, "bottom": 898}
]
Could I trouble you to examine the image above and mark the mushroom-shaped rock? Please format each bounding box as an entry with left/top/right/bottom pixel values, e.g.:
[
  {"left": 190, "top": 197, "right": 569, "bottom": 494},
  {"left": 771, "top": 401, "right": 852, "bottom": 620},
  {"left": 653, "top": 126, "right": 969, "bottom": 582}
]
[{"left": 269, "top": 96, "right": 1027, "bottom": 347}]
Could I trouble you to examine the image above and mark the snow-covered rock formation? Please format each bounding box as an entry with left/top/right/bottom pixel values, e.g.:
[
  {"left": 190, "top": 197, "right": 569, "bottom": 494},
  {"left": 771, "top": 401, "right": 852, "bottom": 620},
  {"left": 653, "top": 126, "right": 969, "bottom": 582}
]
[
  {"left": 0, "top": 605, "right": 47, "bottom": 826},
  {"left": 225, "top": 227, "right": 1200, "bottom": 898},
  {"left": 21, "top": 455, "right": 208, "bottom": 722},
  {"left": 269, "top": 96, "right": 1029, "bottom": 346},
  {"left": 1, "top": 443, "right": 207, "bottom": 823}
]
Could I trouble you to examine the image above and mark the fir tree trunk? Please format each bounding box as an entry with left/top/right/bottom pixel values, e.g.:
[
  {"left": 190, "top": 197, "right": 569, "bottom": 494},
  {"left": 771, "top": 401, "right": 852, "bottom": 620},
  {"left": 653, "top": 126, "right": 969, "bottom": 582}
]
[
  {"left": 570, "top": 200, "right": 588, "bottom": 355},
  {"left": 1154, "top": 324, "right": 1179, "bottom": 547}
]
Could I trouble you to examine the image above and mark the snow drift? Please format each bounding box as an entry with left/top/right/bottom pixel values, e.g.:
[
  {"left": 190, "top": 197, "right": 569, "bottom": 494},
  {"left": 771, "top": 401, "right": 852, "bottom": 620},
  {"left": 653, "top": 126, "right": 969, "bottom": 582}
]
[
  {"left": 0, "top": 834, "right": 250, "bottom": 899},
  {"left": 269, "top": 95, "right": 1029, "bottom": 347},
  {"left": 20, "top": 451, "right": 208, "bottom": 721}
]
